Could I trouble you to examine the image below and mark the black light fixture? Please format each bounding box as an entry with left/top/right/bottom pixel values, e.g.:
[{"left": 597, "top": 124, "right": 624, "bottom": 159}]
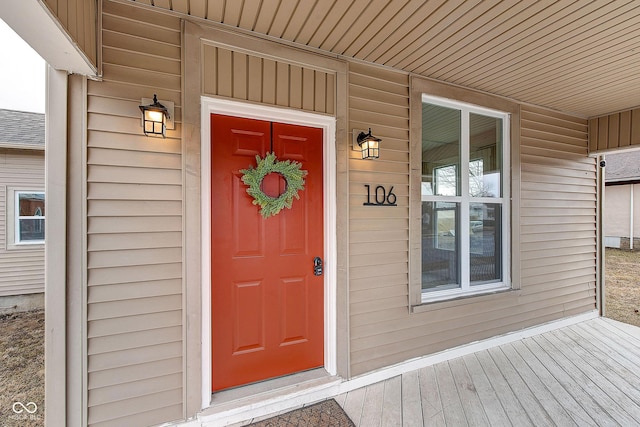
[
  {"left": 139, "top": 94, "right": 170, "bottom": 137},
  {"left": 356, "top": 128, "right": 382, "bottom": 159}
]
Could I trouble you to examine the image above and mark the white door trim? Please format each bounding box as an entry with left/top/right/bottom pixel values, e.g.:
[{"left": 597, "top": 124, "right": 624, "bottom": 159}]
[{"left": 200, "top": 97, "right": 338, "bottom": 408}]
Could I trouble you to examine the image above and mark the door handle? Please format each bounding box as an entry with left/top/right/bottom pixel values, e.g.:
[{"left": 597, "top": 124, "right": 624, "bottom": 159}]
[{"left": 313, "top": 257, "right": 323, "bottom": 276}]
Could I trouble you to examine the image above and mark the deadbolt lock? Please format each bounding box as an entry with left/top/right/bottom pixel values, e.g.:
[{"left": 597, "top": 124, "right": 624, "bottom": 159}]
[{"left": 313, "top": 257, "right": 323, "bottom": 276}]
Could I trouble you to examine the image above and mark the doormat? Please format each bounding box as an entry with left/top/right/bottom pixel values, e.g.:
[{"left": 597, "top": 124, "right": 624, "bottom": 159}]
[{"left": 249, "top": 399, "right": 355, "bottom": 427}]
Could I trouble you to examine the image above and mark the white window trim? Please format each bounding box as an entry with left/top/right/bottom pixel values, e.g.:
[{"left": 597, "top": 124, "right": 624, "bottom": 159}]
[
  {"left": 421, "top": 94, "right": 511, "bottom": 303},
  {"left": 5, "top": 188, "right": 46, "bottom": 249},
  {"left": 15, "top": 190, "right": 46, "bottom": 245}
]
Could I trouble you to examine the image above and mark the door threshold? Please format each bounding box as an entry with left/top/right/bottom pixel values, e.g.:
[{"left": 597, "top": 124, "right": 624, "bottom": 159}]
[{"left": 198, "top": 369, "right": 342, "bottom": 425}]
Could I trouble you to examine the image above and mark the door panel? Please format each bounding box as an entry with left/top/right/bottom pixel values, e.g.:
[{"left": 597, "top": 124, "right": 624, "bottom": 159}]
[{"left": 211, "top": 114, "right": 324, "bottom": 391}]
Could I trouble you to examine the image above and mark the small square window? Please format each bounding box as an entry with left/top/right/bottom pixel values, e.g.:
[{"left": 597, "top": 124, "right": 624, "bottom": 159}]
[{"left": 15, "top": 191, "right": 45, "bottom": 244}]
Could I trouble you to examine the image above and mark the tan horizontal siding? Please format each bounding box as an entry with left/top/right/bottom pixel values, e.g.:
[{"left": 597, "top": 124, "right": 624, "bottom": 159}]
[
  {"left": 88, "top": 355, "right": 182, "bottom": 389},
  {"left": 589, "top": 107, "right": 640, "bottom": 153},
  {"left": 349, "top": 69, "right": 596, "bottom": 376},
  {"left": 519, "top": 105, "right": 596, "bottom": 300},
  {"left": 348, "top": 62, "right": 411, "bottom": 375},
  {"left": 88, "top": 216, "right": 181, "bottom": 234},
  {"left": 88, "top": 310, "right": 182, "bottom": 338},
  {"left": 87, "top": 374, "right": 181, "bottom": 422},
  {"left": 351, "top": 288, "right": 595, "bottom": 355},
  {"left": 88, "top": 384, "right": 182, "bottom": 423},
  {"left": 0, "top": 151, "right": 45, "bottom": 297},
  {"left": 351, "top": 304, "right": 592, "bottom": 374},
  {"left": 89, "top": 403, "right": 182, "bottom": 427},
  {"left": 85, "top": 2, "right": 183, "bottom": 425}
]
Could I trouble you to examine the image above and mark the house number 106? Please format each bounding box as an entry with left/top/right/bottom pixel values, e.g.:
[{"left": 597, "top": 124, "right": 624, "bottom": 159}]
[{"left": 363, "top": 184, "right": 397, "bottom": 206}]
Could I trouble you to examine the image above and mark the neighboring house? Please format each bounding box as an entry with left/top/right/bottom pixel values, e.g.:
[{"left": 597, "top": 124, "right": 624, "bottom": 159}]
[
  {"left": 4, "top": 2, "right": 640, "bottom": 426},
  {"left": 0, "top": 109, "right": 45, "bottom": 312},
  {"left": 604, "top": 151, "right": 640, "bottom": 250}
]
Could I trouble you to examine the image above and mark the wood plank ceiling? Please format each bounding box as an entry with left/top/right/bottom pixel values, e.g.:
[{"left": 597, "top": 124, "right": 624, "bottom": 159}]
[{"left": 130, "top": 0, "right": 640, "bottom": 118}]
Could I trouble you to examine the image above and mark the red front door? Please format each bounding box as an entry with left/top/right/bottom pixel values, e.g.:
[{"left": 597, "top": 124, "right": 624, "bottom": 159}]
[{"left": 210, "top": 114, "right": 324, "bottom": 392}]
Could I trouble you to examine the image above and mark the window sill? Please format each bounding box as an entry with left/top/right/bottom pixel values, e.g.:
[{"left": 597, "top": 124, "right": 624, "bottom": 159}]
[
  {"left": 6, "top": 242, "right": 45, "bottom": 251},
  {"left": 412, "top": 287, "right": 517, "bottom": 314}
]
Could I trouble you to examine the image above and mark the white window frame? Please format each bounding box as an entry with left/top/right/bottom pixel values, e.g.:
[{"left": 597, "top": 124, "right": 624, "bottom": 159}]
[
  {"left": 421, "top": 94, "right": 510, "bottom": 303},
  {"left": 14, "top": 190, "right": 46, "bottom": 245}
]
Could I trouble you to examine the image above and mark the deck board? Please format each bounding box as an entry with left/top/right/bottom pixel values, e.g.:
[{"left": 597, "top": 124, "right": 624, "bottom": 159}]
[
  {"left": 434, "top": 362, "right": 468, "bottom": 426},
  {"left": 448, "top": 358, "right": 488, "bottom": 426},
  {"left": 338, "top": 318, "right": 640, "bottom": 426},
  {"left": 341, "top": 384, "right": 366, "bottom": 425},
  {"left": 570, "top": 323, "right": 640, "bottom": 383},
  {"left": 360, "top": 381, "right": 384, "bottom": 427},
  {"left": 418, "top": 365, "right": 445, "bottom": 427},
  {"left": 561, "top": 327, "right": 640, "bottom": 400},
  {"left": 510, "top": 340, "right": 598, "bottom": 427},
  {"left": 523, "top": 336, "right": 614, "bottom": 426},
  {"left": 462, "top": 353, "right": 511, "bottom": 426},
  {"left": 548, "top": 330, "right": 640, "bottom": 423},
  {"left": 381, "top": 375, "right": 402, "bottom": 427},
  {"left": 533, "top": 333, "right": 638, "bottom": 426},
  {"left": 500, "top": 343, "right": 576, "bottom": 426},
  {"left": 401, "top": 371, "right": 424, "bottom": 426},
  {"left": 475, "top": 349, "right": 534, "bottom": 426}
]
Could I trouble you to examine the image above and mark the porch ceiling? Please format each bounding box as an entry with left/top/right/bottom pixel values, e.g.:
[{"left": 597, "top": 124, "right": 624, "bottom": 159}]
[{"left": 130, "top": 0, "right": 640, "bottom": 118}]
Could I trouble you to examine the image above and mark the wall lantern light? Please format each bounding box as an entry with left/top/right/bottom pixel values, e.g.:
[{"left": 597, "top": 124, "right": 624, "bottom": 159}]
[
  {"left": 139, "top": 94, "right": 173, "bottom": 138},
  {"left": 355, "top": 128, "right": 382, "bottom": 159}
]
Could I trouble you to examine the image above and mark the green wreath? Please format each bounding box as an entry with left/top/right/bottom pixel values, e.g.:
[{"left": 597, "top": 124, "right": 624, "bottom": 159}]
[{"left": 240, "top": 152, "right": 308, "bottom": 218}]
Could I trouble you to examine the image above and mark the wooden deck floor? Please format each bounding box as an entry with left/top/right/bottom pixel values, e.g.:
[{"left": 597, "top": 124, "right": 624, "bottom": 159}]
[{"left": 335, "top": 318, "right": 640, "bottom": 426}]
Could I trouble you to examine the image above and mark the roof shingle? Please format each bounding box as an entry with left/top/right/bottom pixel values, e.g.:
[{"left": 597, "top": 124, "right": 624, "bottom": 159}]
[
  {"left": 0, "top": 109, "right": 45, "bottom": 146},
  {"left": 605, "top": 151, "right": 640, "bottom": 183}
]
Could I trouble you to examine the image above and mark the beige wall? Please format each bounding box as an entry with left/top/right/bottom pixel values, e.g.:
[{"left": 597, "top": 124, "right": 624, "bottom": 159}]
[
  {"left": 66, "top": 1, "right": 598, "bottom": 424},
  {"left": 0, "top": 149, "right": 45, "bottom": 297},
  {"left": 42, "top": 0, "right": 97, "bottom": 67},
  {"left": 84, "top": 2, "right": 183, "bottom": 425},
  {"left": 348, "top": 68, "right": 596, "bottom": 376},
  {"left": 605, "top": 183, "right": 640, "bottom": 239}
]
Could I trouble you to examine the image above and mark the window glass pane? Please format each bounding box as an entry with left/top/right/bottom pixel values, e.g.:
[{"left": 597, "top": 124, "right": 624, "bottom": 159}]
[
  {"left": 19, "top": 218, "right": 45, "bottom": 241},
  {"left": 469, "top": 113, "right": 502, "bottom": 198},
  {"left": 422, "top": 103, "right": 460, "bottom": 196},
  {"left": 19, "top": 193, "right": 45, "bottom": 216},
  {"left": 434, "top": 165, "right": 457, "bottom": 196},
  {"left": 470, "top": 203, "right": 501, "bottom": 284},
  {"left": 422, "top": 201, "right": 460, "bottom": 292}
]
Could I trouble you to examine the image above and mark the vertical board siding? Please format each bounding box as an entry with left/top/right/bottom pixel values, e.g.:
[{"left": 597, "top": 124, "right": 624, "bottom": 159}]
[
  {"left": 0, "top": 151, "right": 45, "bottom": 296},
  {"left": 43, "top": 0, "right": 97, "bottom": 66},
  {"left": 349, "top": 65, "right": 596, "bottom": 376},
  {"left": 202, "top": 44, "right": 336, "bottom": 115},
  {"left": 85, "top": 1, "right": 182, "bottom": 425},
  {"left": 589, "top": 107, "right": 640, "bottom": 153}
]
